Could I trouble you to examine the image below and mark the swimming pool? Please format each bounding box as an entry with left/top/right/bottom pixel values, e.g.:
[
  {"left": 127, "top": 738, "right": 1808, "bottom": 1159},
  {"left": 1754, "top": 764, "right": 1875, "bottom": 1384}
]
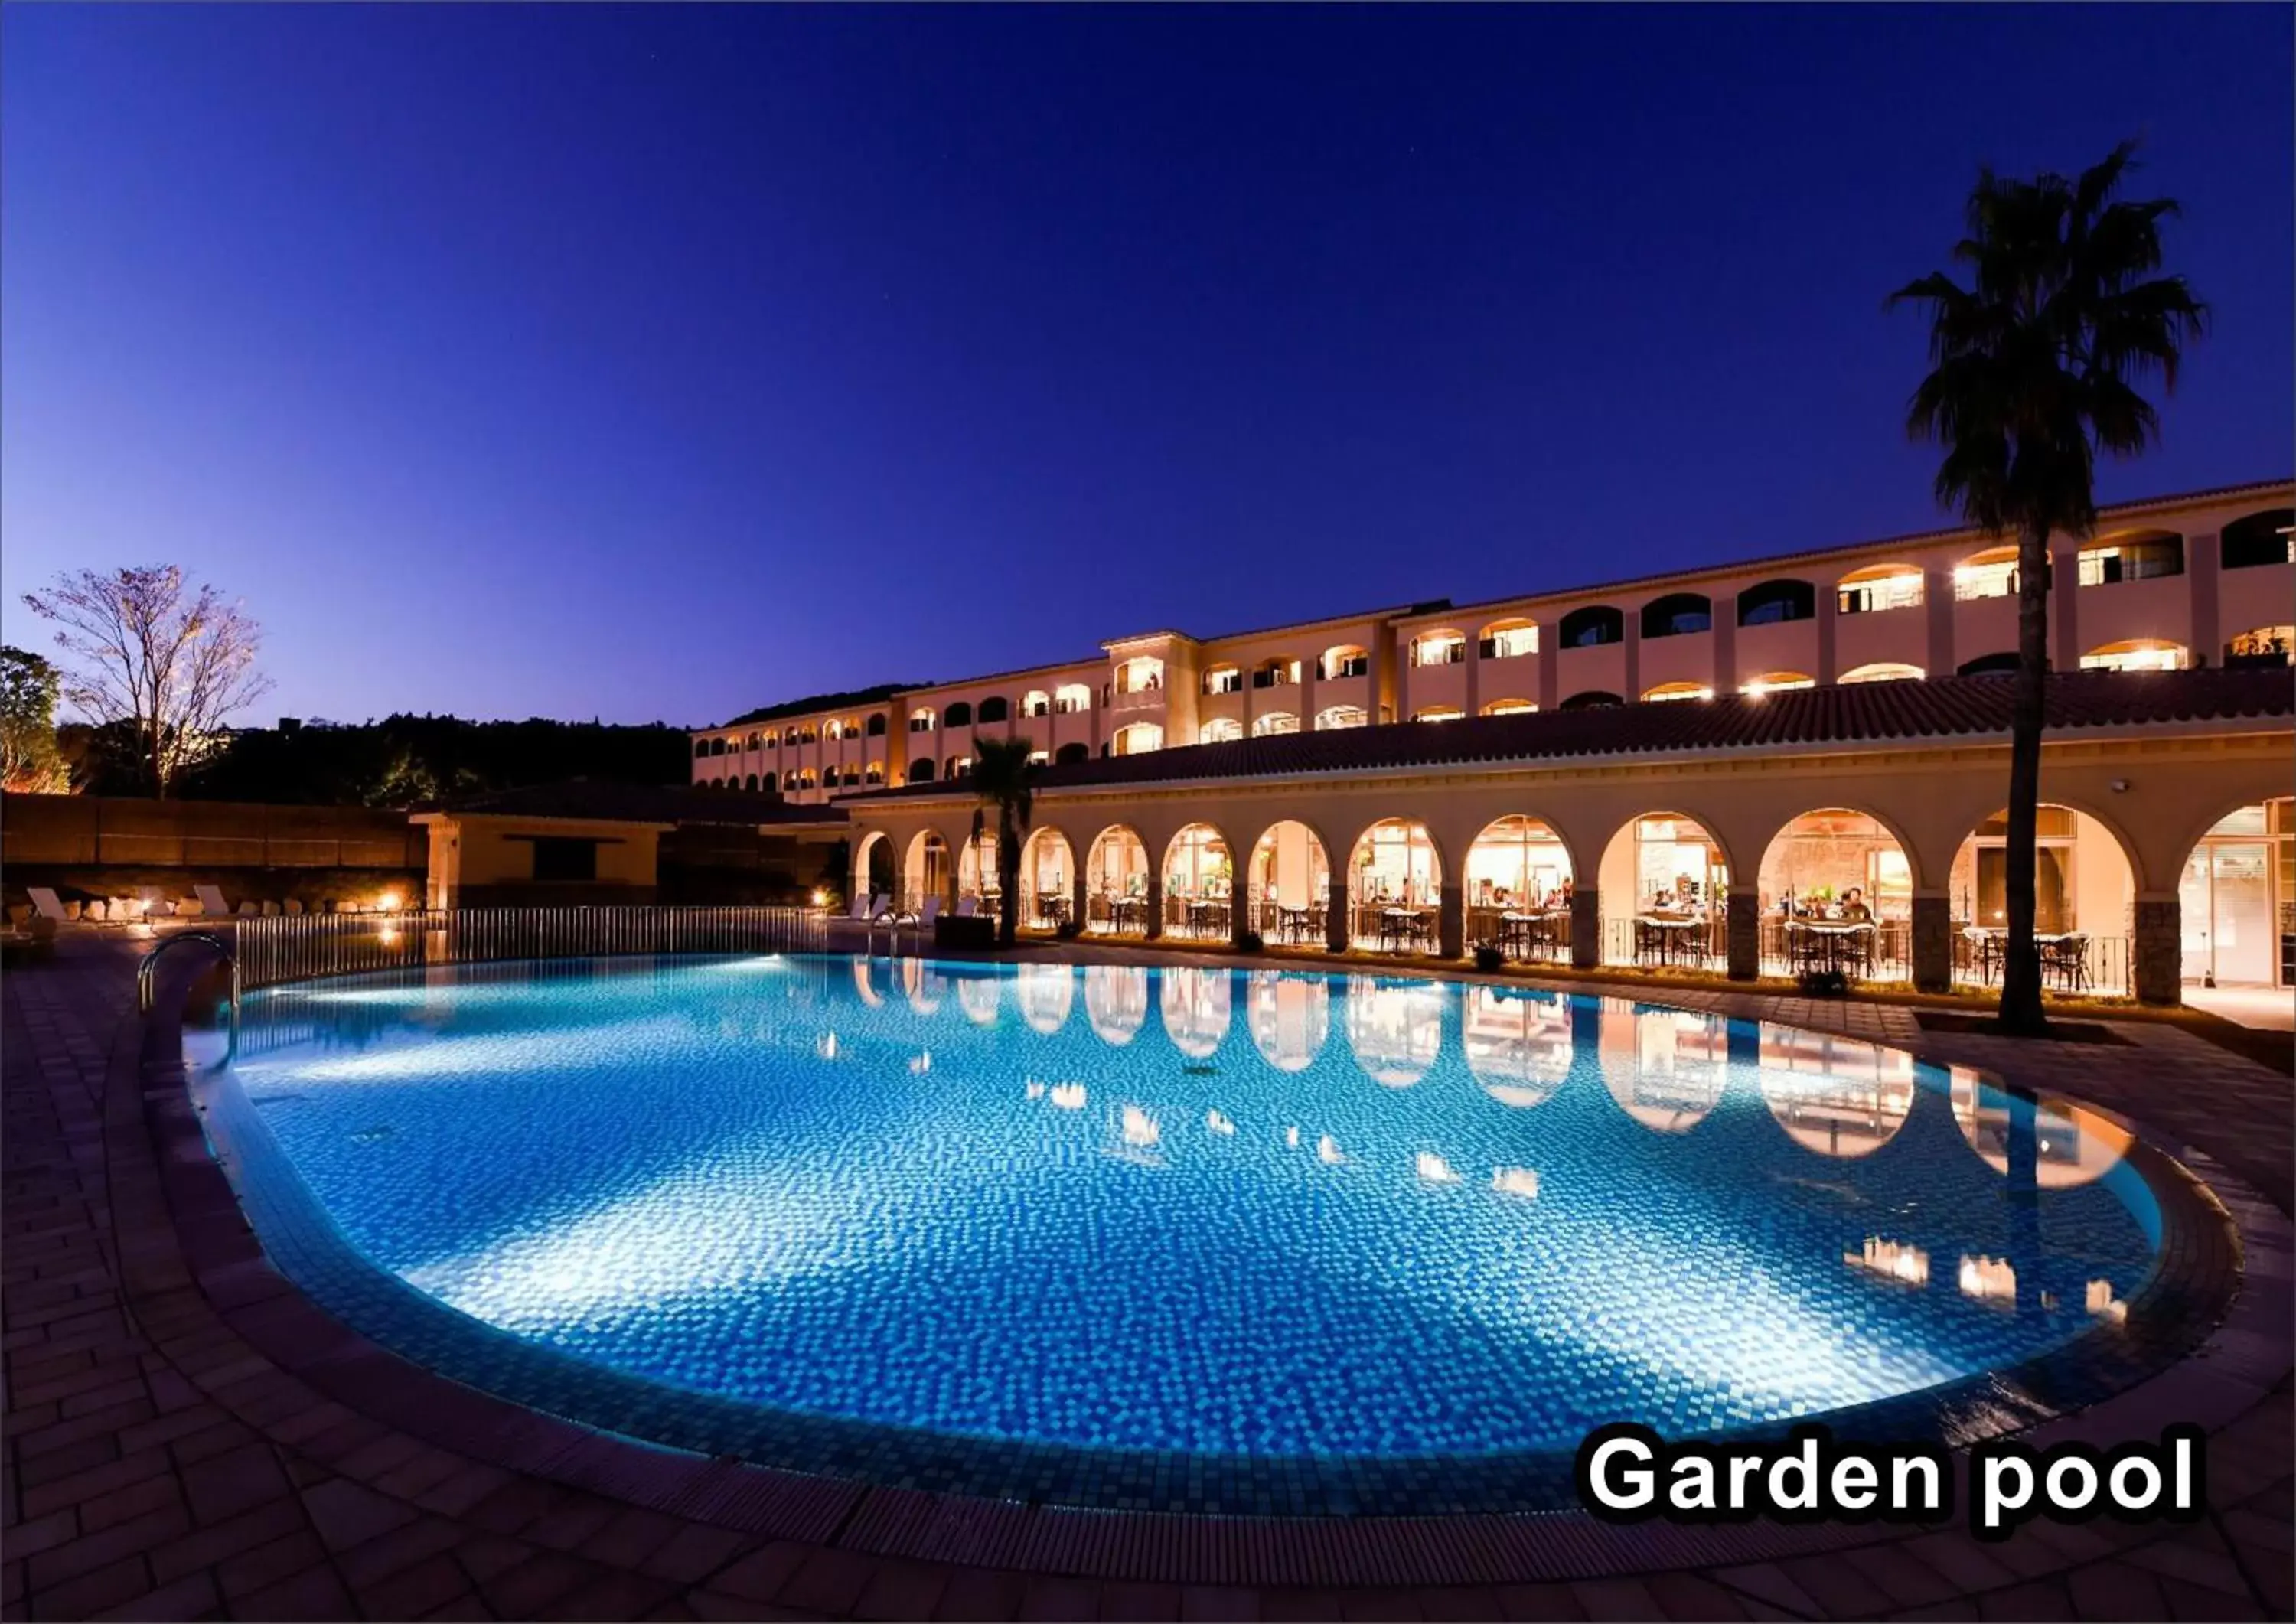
[{"left": 198, "top": 954, "right": 2179, "bottom": 1514}]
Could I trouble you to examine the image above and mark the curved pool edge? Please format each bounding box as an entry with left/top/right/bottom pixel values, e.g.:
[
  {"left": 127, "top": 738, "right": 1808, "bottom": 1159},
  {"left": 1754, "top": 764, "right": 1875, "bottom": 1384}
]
[{"left": 133, "top": 954, "right": 2295, "bottom": 1589}]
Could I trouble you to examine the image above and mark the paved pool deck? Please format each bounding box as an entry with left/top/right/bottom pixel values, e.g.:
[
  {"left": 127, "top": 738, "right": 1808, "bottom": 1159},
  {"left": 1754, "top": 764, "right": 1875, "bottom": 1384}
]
[{"left": 4, "top": 932, "right": 2290, "bottom": 1622}]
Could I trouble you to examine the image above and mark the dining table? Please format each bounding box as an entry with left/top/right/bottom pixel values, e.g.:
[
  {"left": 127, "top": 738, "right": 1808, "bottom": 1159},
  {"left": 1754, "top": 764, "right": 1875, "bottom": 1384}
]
[
  {"left": 1276, "top": 903, "right": 1318, "bottom": 944},
  {"left": 1785, "top": 918, "right": 1877, "bottom": 978},
  {"left": 1378, "top": 905, "right": 1437, "bottom": 953},
  {"left": 1634, "top": 915, "right": 1707, "bottom": 967},
  {"left": 1184, "top": 897, "right": 1231, "bottom": 938}
]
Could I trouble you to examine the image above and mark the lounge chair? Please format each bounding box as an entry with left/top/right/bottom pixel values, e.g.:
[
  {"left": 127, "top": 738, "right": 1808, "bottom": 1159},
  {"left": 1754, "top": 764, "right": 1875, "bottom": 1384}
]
[
  {"left": 26, "top": 887, "right": 72, "bottom": 925},
  {"left": 955, "top": 896, "right": 978, "bottom": 918},
  {"left": 194, "top": 884, "right": 231, "bottom": 918},
  {"left": 849, "top": 894, "right": 876, "bottom": 921}
]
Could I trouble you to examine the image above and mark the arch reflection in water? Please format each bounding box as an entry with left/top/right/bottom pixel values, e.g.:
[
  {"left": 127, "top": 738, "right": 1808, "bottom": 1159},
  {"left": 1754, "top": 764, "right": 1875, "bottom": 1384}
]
[
  {"left": 1600, "top": 1003, "right": 1727, "bottom": 1130},
  {"left": 1345, "top": 976, "right": 1446, "bottom": 1086},
  {"left": 1160, "top": 967, "right": 1232, "bottom": 1058},
  {"left": 1015, "top": 964, "right": 1073, "bottom": 1035},
  {"left": 957, "top": 973, "right": 1002, "bottom": 1027},
  {"left": 899, "top": 959, "right": 946, "bottom": 1016},
  {"left": 1463, "top": 986, "right": 1573, "bottom": 1107},
  {"left": 1247, "top": 972, "right": 1329, "bottom": 1071},
  {"left": 1949, "top": 1069, "right": 2135, "bottom": 1187},
  {"left": 1758, "top": 1026, "right": 1916, "bottom": 1157},
  {"left": 1084, "top": 964, "right": 1150, "bottom": 1044}
]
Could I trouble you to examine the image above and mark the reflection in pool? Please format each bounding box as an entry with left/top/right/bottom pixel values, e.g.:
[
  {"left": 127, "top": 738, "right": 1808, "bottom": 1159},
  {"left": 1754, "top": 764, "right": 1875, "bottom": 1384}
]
[{"left": 208, "top": 957, "right": 2161, "bottom": 1478}]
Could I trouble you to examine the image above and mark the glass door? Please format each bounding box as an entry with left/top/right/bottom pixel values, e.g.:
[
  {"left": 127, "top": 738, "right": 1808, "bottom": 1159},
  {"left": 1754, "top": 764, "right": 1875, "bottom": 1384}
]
[{"left": 2182, "top": 841, "right": 2275, "bottom": 986}]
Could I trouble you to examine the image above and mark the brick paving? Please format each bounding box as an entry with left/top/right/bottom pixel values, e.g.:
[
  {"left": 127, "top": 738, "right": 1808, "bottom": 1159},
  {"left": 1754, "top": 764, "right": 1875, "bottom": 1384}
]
[{"left": 4, "top": 932, "right": 2289, "bottom": 1622}]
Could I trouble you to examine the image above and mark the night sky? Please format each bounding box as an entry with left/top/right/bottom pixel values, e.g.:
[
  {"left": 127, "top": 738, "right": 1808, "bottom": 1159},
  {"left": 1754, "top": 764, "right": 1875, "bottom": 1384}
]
[{"left": 4, "top": 5, "right": 2288, "bottom": 728}]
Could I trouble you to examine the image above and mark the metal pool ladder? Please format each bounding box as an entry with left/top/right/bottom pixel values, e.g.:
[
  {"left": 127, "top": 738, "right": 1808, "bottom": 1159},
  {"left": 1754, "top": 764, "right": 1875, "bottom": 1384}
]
[{"left": 136, "top": 931, "right": 241, "bottom": 1027}]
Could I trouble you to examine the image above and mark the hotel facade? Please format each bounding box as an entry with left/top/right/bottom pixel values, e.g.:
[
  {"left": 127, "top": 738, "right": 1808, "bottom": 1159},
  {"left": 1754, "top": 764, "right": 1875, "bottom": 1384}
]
[{"left": 693, "top": 481, "right": 2295, "bottom": 1000}]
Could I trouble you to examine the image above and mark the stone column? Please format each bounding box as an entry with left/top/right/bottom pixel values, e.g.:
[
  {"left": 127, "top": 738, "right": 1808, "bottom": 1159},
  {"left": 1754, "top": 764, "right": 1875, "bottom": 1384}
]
[
  {"left": 1438, "top": 882, "right": 1466, "bottom": 960},
  {"left": 1911, "top": 892, "right": 1952, "bottom": 993},
  {"left": 1071, "top": 867, "right": 1089, "bottom": 936},
  {"left": 1326, "top": 874, "right": 1350, "bottom": 954},
  {"left": 1231, "top": 880, "right": 1255, "bottom": 950},
  {"left": 2134, "top": 895, "right": 2181, "bottom": 1006},
  {"left": 1924, "top": 563, "right": 1955, "bottom": 676},
  {"left": 1144, "top": 869, "right": 1164, "bottom": 941},
  {"left": 1570, "top": 888, "right": 1600, "bottom": 970},
  {"left": 1727, "top": 887, "right": 1760, "bottom": 981}
]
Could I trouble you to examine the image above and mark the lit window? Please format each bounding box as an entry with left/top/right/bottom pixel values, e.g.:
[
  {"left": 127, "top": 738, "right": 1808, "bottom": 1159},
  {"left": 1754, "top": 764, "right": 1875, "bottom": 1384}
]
[
  {"left": 1740, "top": 673, "right": 1815, "bottom": 696},
  {"left": 1954, "top": 549, "right": 2024, "bottom": 601},
  {"left": 1481, "top": 699, "right": 1538, "bottom": 716},
  {"left": 1202, "top": 666, "right": 1241, "bottom": 696},
  {"left": 1642, "top": 683, "right": 1713, "bottom": 703},
  {"left": 2079, "top": 640, "right": 2188, "bottom": 673},
  {"left": 1315, "top": 705, "right": 1368, "bottom": 730},
  {"left": 1837, "top": 566, "right": 1924, "bottom": 615},
  {"left": 1199, "top": 718, "right": 1244, "bottom": 744},
  {"left": 2226, "top": 626, "right": 2294, "bottom": 667},
  {"left": 2077, "top": 533, "right": 2183, "bottom": 586},
  {"left": 1114, "top": 722, "right": 1163, "bottom": 755},
  {"left": 1478, "top": 620, "right": 1538, "bottom": 659},
  {"left": 1840, "top": 662, "right": 1926, "bottom": 683},
  {"left": 1322, "top": 645, "right": 1371, "bottom": 679},
  {"left": 1022, "top": 690, "right": 1052, "bottom": 717},
  {"left": 1054, "top": 683, "right": 1093, "bottom": 713},
  {"left": 1252, "top": 658, "right": 1300, "bottom": 690},
  {"left": 1252, "top": 711, "right": 1299, "bottom": 736},
  {"left": 1411, "top": 631, "right": 1466, "bottom": 668},
  {"left": 910, "top": 709, "right": 937, "bottom": 732},
  {"left": 1412, "top": 706, "right": 1464, "bottom": 722}
]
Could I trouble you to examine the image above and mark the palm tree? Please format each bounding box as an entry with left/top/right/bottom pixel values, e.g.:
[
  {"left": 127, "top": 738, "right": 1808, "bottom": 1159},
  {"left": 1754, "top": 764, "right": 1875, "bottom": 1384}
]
[
  {"left": 968, "top": 736, "right": 1036, "bottom": 946},
  {"left": 1891, "top": 142, "right": 2202, "bottom": 1034}
]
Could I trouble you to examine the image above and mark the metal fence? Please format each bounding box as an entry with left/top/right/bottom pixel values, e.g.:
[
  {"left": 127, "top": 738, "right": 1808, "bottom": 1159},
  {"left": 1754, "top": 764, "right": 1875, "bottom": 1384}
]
[{"left": 234, "top": 905, "right": 827, "bottom": 992}]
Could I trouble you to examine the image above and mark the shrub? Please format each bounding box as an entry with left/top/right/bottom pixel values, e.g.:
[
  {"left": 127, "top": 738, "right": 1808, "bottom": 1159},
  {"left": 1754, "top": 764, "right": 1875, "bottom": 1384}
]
[
  {"left": 1054, "top": 919, "right": 1081, "bottom": 940},
  {"left": 1473, "top": 942, "right": 1506, "bottom": 973},
  {"left": 1796, "top": 967, "right": 1850, "bottom": 998},
  {"left": 1236, "top": 929, "right": 1264, "bottom": 954}
]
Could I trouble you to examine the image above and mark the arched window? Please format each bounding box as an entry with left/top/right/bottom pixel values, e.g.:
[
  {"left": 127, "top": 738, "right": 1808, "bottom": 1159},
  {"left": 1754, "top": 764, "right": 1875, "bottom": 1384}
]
[
  {"left": 843, "top": 769, "right": 862, "bottom": 788},
  {"left": 1055, "top": 683, "right": 1093, "bottom": 713},
  {"left": 744, "top": 774, "right": 759, "bottom": 791},
  {"left": 798, "top": 725, "right": 817, "bottom": 744},
  {"left": 1322, "top": 644, "right": 1371, "bottom": 678},
  {"left": 2079, "top": 639, "right": 2188, "bottom": 673},
  {"left": 1114, "top": 722, "right": 1163, "bottom": 755},
  {"left": 1740, "top": 672, "right": 1815, "bottom": 695},
  {"left": 1559, "top": 690, "right": 1623, "bottom": 710},
  {"left": 1409, "top": 630, "right": 1466, "bottom": 667},
  {"left": 977, "top": 696, "right": 1009, "bottom": 723},
  {"left": 823, "top": 720, "right": 843, "bottom": 741},
  {"left": 1315, "top": 705, "right": 1368, "bottom": 730},
  {"left": 2225, "top": 626, "right": 2294, "bottom": 668},
  {"left": 1840, "top": 662, "right": 1926, "bottom": 683},
  {"left": 706, "top": 737, "right": 726, "bottom": 756},
  {"left": 1481, "top": 698, "right": 1538, "bottom": 716},
  {"left": 1957, "top": 652, "right": 2020, "bottom": 677},
  {"left": 944, "top": 701, "right": 974, "bottom": 728},
  {"left": 745, "top": 732, "right": 763, "bottom": 751},
  {"left": 1836, "top": 564, "right": 1924, "bottom": 615},
  {"left": 865, "top": 761, "right": 885, "bottom": 784},
  {"left": 1114, "top": 656, "right": 1165, "bottom": 694},
  {"left": 1251, "top": 657, "right": 1301, "bottom": 689},
  {"left": 1642, "top": 682, "right": 1712, "bottom": 703},
  {"left": 947, "top": 755, "right": 974, "bottom": 778},
  {"left": 778, "top": 771, "right": 797, "bottom": 791},
  {"left": 2077, "top": 530, "right": 2183, "bottom": 586},
  {"left": 1953, "top": 546, "right": 2035, "bottom": 601},
  {"left": 1639, "top": 593, "right": 1712, "bottom": 639},
  {"left": 2221, "top": 508, "right": 2294, "bottom": 570},
  {"left": 908, "top": 758, "right": 937, "bottom": 784},
  {"left": 1201, "top": 664, "right": 1241, "bottom": 696},
  {"left": 1411, "top": 706, "right": 1464, "bottom": 722},
  {"left": 693, "top": 739, "right": 708, "bottom": 758},
  {"left": 1252, "top": 711, "right": 1299, "bottom": 736},
  {"left": 1055, "top": 742, "right": 1091, "bottom": 765},
  {"left": 1022, "top": 690, "right": 1052, "bottom": 716},
  {"left": 910, "top": 709, "right": 937, "bottom": 732},
  {"left": 784, "top": 726, "right": 803, "bottom": 745},
  {"left": 1558, "top": 605, "right": 1623, "bottom": 648},
  {"left": 1478, "top": 618, "right": 1538, "bottom": 660},
  {"left": 1199, "top": 717, "right": 1244, "bottom": 744},
  {"left": 1737, "top": 579, "right": 1815, "bottom": 626},
  {"left": 866, "top": 713, "right": 887, "bottom": 736}
]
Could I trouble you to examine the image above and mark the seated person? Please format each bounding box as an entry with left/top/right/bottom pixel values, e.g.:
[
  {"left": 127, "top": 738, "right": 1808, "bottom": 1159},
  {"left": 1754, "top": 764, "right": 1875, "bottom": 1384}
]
[{"left": 1838, "top": 886, "right": 1874, "bottom": 924}]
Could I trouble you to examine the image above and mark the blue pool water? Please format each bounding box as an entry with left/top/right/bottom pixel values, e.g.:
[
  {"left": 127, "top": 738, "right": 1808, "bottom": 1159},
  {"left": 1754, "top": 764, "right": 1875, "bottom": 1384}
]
[{"left": 205, "top": 955, "right": 2161, "bottom": 1508}]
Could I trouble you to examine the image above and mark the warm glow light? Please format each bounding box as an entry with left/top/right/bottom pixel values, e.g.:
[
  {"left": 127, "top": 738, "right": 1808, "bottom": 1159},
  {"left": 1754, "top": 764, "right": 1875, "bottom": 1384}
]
[
  {"left": 1958, "top": 1254, "right": 2017, "bottom": 1303},
  {"left": 811, "top": 888, "right": 829, "bottom": 908},
  {"left": 2086, "top": 1279, "right": 2128, "bottom": 1326},
  {"left": 377, "top": 889, "right": 403, "bottom": 911},
  {"left": 1844, "top": 1238, "right": 1929, "bottom": 1286}
]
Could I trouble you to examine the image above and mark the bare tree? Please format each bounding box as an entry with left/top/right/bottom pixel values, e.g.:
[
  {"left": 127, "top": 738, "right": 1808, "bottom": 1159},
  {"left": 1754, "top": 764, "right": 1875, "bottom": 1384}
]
[{"left": 23, "top": 566, "right": 274, "bottom": 798}]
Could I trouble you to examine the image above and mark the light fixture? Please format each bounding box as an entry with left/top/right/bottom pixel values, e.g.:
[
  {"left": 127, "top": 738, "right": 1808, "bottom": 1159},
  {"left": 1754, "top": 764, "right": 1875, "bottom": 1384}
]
[{"left": 376, "top": 889, "right": 403, "bottom": 911}]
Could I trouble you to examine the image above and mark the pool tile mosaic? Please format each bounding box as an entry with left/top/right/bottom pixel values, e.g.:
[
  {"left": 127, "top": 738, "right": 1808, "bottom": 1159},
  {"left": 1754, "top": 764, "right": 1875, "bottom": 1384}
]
[{"left": 192, "top": 954, "right": 2176, "bottom": 1516}]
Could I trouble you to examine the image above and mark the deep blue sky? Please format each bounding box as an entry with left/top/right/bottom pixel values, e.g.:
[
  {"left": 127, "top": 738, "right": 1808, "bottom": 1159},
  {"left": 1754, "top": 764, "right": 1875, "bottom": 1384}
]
[{"left": 5, "top": 5, "right": 2288, "bottom": 729}]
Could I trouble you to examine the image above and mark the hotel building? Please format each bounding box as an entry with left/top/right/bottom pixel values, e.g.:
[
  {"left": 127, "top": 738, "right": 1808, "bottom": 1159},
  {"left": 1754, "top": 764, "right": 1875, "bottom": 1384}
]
[{"left": 693, "top": 481, "right": 2294, "bottom": 999}]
